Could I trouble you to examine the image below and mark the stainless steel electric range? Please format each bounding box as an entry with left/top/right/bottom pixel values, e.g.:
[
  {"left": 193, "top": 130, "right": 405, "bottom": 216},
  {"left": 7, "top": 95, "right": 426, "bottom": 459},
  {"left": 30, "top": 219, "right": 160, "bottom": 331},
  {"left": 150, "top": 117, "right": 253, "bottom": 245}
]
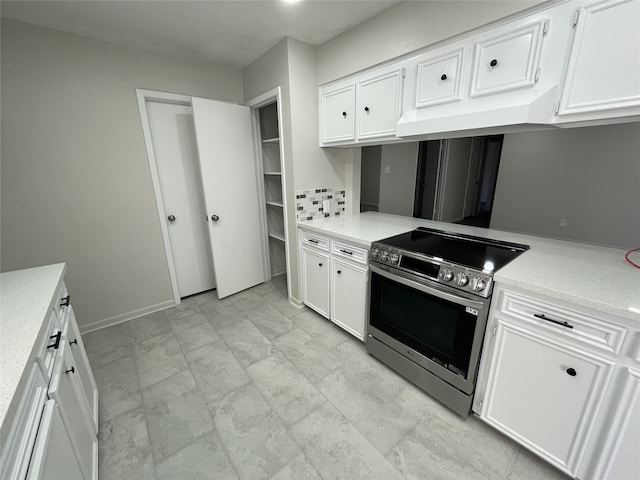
[{"left": 366, "top": 227, "right": 529, "bottom": 417}]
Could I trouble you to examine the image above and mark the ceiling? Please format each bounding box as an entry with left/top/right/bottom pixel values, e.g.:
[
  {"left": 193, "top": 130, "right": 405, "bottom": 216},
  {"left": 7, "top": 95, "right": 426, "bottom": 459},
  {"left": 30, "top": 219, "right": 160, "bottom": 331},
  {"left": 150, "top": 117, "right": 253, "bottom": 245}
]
[{"left": 1, "top": 0, "right": 401, "bottom": 68}]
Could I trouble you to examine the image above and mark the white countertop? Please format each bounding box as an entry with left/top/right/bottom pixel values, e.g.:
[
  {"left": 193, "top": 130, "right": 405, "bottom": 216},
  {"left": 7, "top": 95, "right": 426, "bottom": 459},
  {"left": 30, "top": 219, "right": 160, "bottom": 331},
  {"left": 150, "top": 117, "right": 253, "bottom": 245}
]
[
  {"left": 0, "top": 263, "right": 66, "bottom": 430},
  {"left": 298, "top": 212, "right": 640, "bottom": 323}
]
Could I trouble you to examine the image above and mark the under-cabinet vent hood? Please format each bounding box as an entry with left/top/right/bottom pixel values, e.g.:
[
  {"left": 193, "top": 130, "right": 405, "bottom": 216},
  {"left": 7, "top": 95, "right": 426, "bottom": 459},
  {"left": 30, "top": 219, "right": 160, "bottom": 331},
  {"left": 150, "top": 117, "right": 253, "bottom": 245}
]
[{"left": 396, "top": 86, "right": 559, "bottom": 140}]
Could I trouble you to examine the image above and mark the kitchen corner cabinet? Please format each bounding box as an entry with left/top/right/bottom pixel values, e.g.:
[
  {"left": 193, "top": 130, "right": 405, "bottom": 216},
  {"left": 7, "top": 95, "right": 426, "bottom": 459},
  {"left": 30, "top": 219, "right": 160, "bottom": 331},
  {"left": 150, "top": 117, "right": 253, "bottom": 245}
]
[
  {"left": 319, "top": 63, "right": 405, "bottom": 147},
  {"left": 474, "top": 283, "right": 639, "bottom": 480},
  {"left": 557, "top": 0, "right": 640, "bottom": 120},
  {"left": 0, "top": 265, "right": 98, "bottom": 480},
  {"left": 300, "top": 229, "right": 369, "bottom": 341}
]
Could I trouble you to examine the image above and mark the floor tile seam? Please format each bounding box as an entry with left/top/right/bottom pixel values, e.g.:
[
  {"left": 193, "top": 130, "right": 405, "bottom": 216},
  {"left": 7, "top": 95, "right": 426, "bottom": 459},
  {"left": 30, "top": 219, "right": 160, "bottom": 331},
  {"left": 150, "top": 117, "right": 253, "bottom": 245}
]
[
  {"left": 129, "top": 347, "right": 161, "bottom": 480},
  {"left": 131, "top": 328, "right": 181, "bottom": 349},
  {"left": 502, "top": 445, "right": 522, "bottom": 480},
  {"left": 90, "top": 350, "right": 137, "bottom": 374},
  {"left": 270, "top": 339, "right": 338, "bottom": 388},
  {"left": 98, "top": 401, "right": 145, "bottom": 429}
]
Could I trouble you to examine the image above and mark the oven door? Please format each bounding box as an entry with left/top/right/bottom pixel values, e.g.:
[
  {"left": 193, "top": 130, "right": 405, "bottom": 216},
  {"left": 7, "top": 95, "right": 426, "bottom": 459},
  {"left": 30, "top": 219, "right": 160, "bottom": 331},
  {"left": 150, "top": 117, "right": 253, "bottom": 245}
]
[{"left": 368, "top": 263, "right": 489, "bottom": 395}]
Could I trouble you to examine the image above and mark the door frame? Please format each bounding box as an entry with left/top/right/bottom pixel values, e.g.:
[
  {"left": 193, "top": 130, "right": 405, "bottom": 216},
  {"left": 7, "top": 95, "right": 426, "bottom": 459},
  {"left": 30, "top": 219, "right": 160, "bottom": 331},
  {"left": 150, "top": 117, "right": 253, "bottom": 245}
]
[
  {"left": 245, "top": 87, "right": 292, "bottom": 300},
  {"left": 136, "top": 89, "right": 198, "bottom": 306}
]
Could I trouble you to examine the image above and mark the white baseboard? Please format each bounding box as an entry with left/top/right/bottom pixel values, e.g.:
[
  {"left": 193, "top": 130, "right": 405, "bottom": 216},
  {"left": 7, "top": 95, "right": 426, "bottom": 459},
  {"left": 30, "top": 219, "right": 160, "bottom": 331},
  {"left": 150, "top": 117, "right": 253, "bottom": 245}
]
[
  {"left": 289, "top": 296, "right": 304, "bottom": 308},
  {"left": 80, "top": 300, "right": 176, "bottom": 334}
]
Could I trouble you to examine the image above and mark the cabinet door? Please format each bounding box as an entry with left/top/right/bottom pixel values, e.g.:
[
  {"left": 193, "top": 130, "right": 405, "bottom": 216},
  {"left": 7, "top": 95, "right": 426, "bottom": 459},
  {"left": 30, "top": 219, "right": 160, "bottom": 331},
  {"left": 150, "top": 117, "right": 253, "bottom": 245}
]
[
  {"left": 48, "top": 340, "right": 97, "bottom": 480},
  {"left": 320, "top": 83, "right": 355, "bottom": 144},
  {"left": 595, "top": 367, "right": 640, "bottom": 480},
  {"left": 481, "top": 319, "right": 613, "bottom": 474},
  {"left": 302, "top": 248, "right": 330, "bottom": 318},
  {"left": 64, "top": 307, "right": 98, "bottom": 433},
  {"left": 414, "top": 48, "right": 465, "bottom": 108},
  {"left": 27, "top": 400, "right": 84, "bottom": 480},
  {"left": 470, "top": 19, "right": 546, "bottom": 98},
  {"left": 558, "top": 0, "right": 640, "bottom": 115},
  {"left": 357, "top": 67, "right": 403, "bottom": 140},
  {"left": 331, "top": 258, "right": 367, "bottom": 341}
]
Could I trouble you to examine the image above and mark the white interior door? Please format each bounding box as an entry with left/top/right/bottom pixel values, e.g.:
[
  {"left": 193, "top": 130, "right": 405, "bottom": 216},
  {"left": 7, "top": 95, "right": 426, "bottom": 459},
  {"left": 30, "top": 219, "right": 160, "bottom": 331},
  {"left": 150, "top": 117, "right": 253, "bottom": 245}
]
[
  {"left": 147, "top": 101, "right": 215, "bottom": 298},
  {"left": 192, "top": 98, "right": 266, "bottom": 298}
]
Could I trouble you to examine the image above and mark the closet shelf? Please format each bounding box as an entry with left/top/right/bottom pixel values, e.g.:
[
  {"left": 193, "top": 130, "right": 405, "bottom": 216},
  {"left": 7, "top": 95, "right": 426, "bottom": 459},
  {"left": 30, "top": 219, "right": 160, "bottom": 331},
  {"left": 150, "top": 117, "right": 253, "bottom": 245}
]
[
  {"left": 268, "top": 232, "right": 286, "bottom": 242},
  {"left": 266, "top": 200, "right": 284, "bottom": 208},
  {"left": 264, "top": 171, "right": 282, "bottom": 176},
  {"left": 262, "top": 137, "right": 280, "bottom": 144}
]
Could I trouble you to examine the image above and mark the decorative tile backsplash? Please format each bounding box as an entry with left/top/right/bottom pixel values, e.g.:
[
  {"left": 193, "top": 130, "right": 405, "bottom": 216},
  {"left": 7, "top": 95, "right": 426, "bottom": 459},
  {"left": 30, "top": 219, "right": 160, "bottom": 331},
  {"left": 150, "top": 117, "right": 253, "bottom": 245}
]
[{"left": 295, "top": 188, "right": 346, "bottom": 221}]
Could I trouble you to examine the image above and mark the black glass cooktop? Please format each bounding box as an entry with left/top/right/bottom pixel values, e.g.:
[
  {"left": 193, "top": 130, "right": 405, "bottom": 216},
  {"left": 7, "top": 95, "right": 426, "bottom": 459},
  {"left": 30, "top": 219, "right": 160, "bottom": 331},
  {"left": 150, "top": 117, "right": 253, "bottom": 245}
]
[{"left": 378, "top": 227, "right": 529, "bottom": 272}]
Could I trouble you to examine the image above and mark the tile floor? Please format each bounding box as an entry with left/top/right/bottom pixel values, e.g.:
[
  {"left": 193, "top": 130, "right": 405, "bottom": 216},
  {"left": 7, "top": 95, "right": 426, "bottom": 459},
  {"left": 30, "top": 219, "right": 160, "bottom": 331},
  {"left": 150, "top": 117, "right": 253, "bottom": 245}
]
[{"left": 84, "top": 276, "right": 571, "bottom": 480}]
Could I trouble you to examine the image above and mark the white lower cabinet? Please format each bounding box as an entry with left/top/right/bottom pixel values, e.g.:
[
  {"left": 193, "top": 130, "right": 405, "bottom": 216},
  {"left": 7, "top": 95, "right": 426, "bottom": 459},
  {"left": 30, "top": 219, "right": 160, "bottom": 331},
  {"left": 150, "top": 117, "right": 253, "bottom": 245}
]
[
  {"left": 27, "top": 400, "right": 84, "bottom": 480},
  {"left": 48, "top": 339, "right": 98, "bottom": 480},
  {"left": 479, "top": 317, "right": 613, "bottom": 474},
  {"left": 302, "top": 247, "right": 330, "bottom": 318},
  {"left": 331, "top": 258, "right": 367, "bottom": 341},
  {"left": 300, "top": 229, "right": 369, "bottom": 341}
]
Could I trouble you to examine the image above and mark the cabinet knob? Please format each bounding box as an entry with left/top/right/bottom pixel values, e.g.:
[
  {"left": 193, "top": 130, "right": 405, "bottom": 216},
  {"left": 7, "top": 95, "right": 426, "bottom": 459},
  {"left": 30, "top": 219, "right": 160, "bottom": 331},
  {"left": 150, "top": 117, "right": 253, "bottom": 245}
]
[
  {"left": 364, "top": 106, "right": 370, "bottom": 112},
  {"left": 440, "top": 74, "right": 447, "bottom": 81},
  {"left": 342, "top": 111, "right": 347, "bottom": 118},
  {"left": 211, "top": 215, "right": 220, "bottom": 222},
  {"left": 65, "top": 366, "right": 75, "bottom": 375},
  {"left": 490, "top": 59, "right": 498, "bottom": 67},
  {"left": 318, "top": 263, "right": 323, "bottom": 267},
  {"left": 70, "top": 338, "right": 78, "bottom": 345},
  {"left": 60, "top": 295, "right": 70, "bottom": 307},
  {"left": 337, "top": 270, "right": 342, "bottom": 274},
  {"left": 167, "top": 214, "right": 176, "bottom": 222},
  {"left": 566, "top": 368, "right": 577, "bottom": 377}
]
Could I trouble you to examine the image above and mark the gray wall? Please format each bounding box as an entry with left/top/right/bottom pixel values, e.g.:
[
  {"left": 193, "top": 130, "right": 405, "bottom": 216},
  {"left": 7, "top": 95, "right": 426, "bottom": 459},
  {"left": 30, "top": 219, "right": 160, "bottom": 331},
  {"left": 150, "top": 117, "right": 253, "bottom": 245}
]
[
  {"left": 360, "top": 146, "right": 382, "bottom": 210},
  {"left": 440, "top": 138, "right": 473, "bottom": 223},
  {"left": 491, "top": 123, "right": 640, "bottom": 248},
  {"left": 316, "top": 0, "right": 544, "bottom": 84},
  {"left": 378, "top": 143, "right": 419, "bottom": 216},
  {"left": 1, "top": 19, "right": 244, "bottom": 328}
]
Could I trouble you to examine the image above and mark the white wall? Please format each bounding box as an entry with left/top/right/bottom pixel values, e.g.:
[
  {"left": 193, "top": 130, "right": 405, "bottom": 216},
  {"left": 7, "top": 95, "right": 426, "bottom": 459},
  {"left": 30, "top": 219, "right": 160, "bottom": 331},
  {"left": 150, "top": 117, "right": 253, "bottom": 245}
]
[
  {"left": 316, "top": 0, "right": 544, "bottom": 84},
  {"left": 491, "top": 123, "right": 640, "bottom": 248},
  {"left": 378, "top": 143, "right": 419, "bottom": 216},
  {"left": 1, "top": 19, "right": 244, "bottom": 328}
]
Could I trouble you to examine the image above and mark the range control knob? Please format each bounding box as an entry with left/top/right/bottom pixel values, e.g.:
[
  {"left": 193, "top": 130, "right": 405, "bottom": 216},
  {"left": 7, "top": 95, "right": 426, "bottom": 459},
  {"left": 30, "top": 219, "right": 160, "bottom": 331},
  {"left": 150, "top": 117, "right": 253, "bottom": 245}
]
[
  {"left": 473, "top": 277, "right": 487, "bottom": 292},
  {"left": 457, "top": 273, "right": 469, "bottom": 287},
  {"left": 380, "top": 251, "right": 390, "bottom": 262},
  {"left": 371, "top": 248, "right": 380, "bottom": 259},
  {"left": 389, "top": 253, "right": 399, "bottom": 264},
  {"left": 442, "top": 269, "right": 454, "bottom": 282}
]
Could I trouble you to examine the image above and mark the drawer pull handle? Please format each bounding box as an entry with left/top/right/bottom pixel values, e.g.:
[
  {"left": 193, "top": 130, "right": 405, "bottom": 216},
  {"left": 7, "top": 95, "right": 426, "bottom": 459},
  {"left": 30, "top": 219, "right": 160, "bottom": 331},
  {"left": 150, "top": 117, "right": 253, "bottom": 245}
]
[
  {"left": 566, "top": 368, "right": 577, "bottom": 377},
  {"left": 60, "top": 295, "right": 70, "bottom": 307},
  {"left": 47, "top": 331, "right": 62, "bottom": 350},
  {"left": 340, "top": 249, "right": 353, "bottom": 255},
  {"left": 70, "top": 339, "right": 78, "bottom": 345},
  {"left": 534, "top": 313, "right": 573, "bottom": 329},
  {"left": 65, "top": 367, "right": 75, "bottom": 375},
  {"left": 308, "top": 239, "right": 319, "bottom": 244}
]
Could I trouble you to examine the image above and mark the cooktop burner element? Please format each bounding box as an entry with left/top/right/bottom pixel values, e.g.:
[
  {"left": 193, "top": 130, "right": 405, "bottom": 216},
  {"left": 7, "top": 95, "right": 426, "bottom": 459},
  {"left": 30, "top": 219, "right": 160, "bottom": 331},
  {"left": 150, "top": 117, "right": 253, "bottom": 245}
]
[{"left": 369, "top": 227, "right": 529, "bottom": 298}]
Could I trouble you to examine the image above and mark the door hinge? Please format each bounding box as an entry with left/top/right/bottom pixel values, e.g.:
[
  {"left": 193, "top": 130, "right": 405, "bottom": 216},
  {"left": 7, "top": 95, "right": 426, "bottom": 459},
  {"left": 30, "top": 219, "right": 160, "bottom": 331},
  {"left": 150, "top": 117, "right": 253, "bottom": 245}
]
[
  {"left": 553, "top": 101, "right": 560, "bottom": 116},
  {"left": 543, "top": 19, "right": 550, "bottom": 36},
  {"left": 534, "top": 68, "right": 541, "bottom": 83},
  {"left": 492, "top": 326, "right": 497, "bottom": 336},
  {"left": 401, "top": 67, "right": 406, "bottom": 78},
  {"left": 572, "top": 9, "right": 580, "bottom": 27}
]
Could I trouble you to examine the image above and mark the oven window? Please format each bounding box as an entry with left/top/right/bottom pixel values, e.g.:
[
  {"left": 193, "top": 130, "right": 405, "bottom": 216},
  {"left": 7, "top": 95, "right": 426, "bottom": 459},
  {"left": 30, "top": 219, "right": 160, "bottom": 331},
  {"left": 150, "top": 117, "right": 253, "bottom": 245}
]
[{"left": 370, "top": 271, "right": 477, "bottom": 378}]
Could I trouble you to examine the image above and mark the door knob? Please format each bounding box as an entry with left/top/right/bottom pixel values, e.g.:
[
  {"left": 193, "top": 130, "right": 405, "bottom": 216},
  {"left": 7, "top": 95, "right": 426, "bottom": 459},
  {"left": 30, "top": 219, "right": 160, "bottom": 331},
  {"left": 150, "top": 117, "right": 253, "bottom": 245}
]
[
  {"left": 167, "top": 215, "right": 176, "bottom": 222},
  {"left": 211, "top": 215, "right": 220, "bottom": 222}
]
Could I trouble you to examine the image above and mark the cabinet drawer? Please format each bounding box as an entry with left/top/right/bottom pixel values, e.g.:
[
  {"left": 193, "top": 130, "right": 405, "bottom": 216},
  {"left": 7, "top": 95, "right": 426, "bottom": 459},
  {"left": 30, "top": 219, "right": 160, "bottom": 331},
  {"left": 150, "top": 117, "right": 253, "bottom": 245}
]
[
  {"left": 34, "top": 310, "right": 61, "bottom": 380},
  {"left": 331, "top": 240, "right": 368, "bottom": 265},
  {"left": 54, "top": 282, "right": 70, "bottom": 331},
  {"left": 470, "top": 19, "right": 546, "bottom": 98},
  {"left": 415, "top": 47, "right": 465, "bottom": 108},
  {"left": 496, "top": 288, "right": 627, "bottom": 354},
  {"left": 0, "top": 364, "right": 48, "bottom": 480},
  {"left": 301, "top": 232, "right": 329, "bottom": 251}
]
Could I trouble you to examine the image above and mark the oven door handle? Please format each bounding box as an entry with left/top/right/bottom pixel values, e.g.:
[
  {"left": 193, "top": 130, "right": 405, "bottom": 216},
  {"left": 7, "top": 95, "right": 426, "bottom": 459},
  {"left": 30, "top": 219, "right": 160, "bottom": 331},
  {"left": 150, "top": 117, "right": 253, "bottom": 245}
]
[{"left": 369, "top": 264, "right": 485, "bottom": 310}]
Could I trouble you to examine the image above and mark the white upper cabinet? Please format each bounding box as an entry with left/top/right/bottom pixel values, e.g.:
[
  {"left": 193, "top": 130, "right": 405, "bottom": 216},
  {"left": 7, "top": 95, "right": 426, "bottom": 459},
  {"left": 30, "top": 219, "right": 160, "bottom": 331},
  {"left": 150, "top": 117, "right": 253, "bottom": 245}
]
[
  {"left": 356, "top": 65, "right": 404, "bottom": 140},
  {"left": 414, "top": 47, "right": 465, "bottom": 108},
  {"left": 557, "top": 0, "right": 640, "bottom": 119},
  {"left": 470, "top": 20, "right": 546, "bottom": 97},
  {"left": 320, "top": 82, "right": 356, "bottom": 144}
]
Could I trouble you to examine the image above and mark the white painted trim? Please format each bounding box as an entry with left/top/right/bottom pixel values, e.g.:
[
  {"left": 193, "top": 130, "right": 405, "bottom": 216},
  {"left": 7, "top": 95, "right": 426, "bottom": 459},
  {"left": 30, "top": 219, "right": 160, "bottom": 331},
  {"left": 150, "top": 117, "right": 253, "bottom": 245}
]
[
  {"left": 79, "top": 300, "right": 175, "bottom": 334},
  {"left": 136, "top": 89, "right": 192, "bottom": 306},
  {"left": 246, "top": 87, "right": 294, "bottom": 302}
]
